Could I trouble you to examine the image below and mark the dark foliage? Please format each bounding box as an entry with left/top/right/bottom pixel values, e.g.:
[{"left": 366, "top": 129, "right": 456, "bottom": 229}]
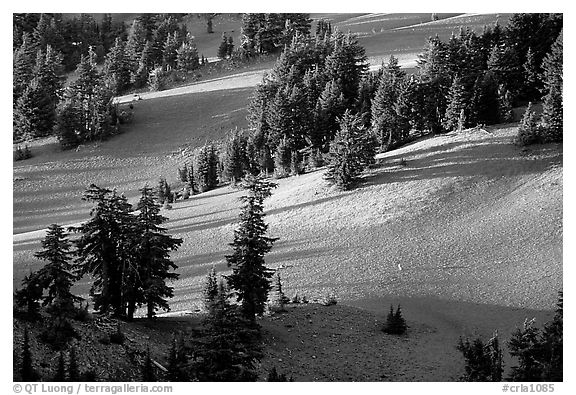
[
  {"left": 382, "top": 305, "right": 408, "bottom": 335},
  {"left": 457, "top": 332, "right": 504, "bottom": 381},
  {"left": 226, "top": 175, "right": 278, "bottom": 320}
]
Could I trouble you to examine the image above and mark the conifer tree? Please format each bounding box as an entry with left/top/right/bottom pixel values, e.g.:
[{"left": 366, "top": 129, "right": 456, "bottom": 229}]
[
  {"left": 226, "top": 175, "right": 278, "bottom": 320},
  {"left": 14, "top": 272, "right": 44, "bottom": 316},
  {"left": 20, "top": 327, "right": 39, "bottom": 381},
  {"left": 227, "top": 36, "right": 234, "bottom": 57},
  {"left": 315, "top": 80, "right": 346, "bottom": 147},
  {"left": 274, "top": 138, "right": 292, "bottom": 178},
  {"left": 55, "top": 98, "right": 81, "bottom": 150},
  {"left": 13, "top": 32, "right": 36, "bottom": 102},
  {"left": 125, "top": 19, "right": 148, "bottom": 74},
  {"left": 134, "top": 186, "right": 182, "bottom": 319},
  {"left": 203, "top": 267, "right": 219, "bottom": 312},
  {"left": 539, "top": 31, "right": 563, "bottom": 143},
  {"left": 223, "top": 129, "right": 248, "bottom": 184},
  {"left": 371, "top": 56, "right": 410, "bottom": 150},
  {"left": 382, "top": 305, "right": 408, "bottom": 335},
  {"left": 443, "top": 76, "right": 469, "bottom": 131},
  {"left": 290, "top": 150, "right": 302, "bottom": 175},
  {"left": 325, "top": 111, "right": 377, "bottom": 190},
  {"left": 218, "top": 33, "right": 229, "bottom": 59},
  {"left": 470, "top": 71, "right": 500, "bottom": 126},
  {"left": 515, "top": 102, "right": 540, "bottom": 146},
  {"left": 195, "top": 144, "right": 219, "bottom": 192},
  {"left": 193, "top": 280, "right": 262, "bottom": 381},
  {"left": 103, "top": 37, "right": 131, "bottom": 95},
  {"left": 324, "top": 31, "right": 368, "bottom": 106},
  {"left": 74, "top": 185, "right": 135, "bottom": 317},
  {"left": 133, "top": 41, "right": 154, "bottom": 88},
  {"left": 498, "top": 87, "right": 514, "bottom": 123},
  {"left": 34, "top": 224, "right": 80, "bottom": 316},
  {"left": 176, "top": 41, "right": 199, "bottom": 72},
  {"left": 167, "top": 335, "right": 188, "bottom": 381},
  {"left": 457, "top": 331, "right": 503, "bottom": 381},
  {"left": 162, "top": 31, "right": 179, "bottom": 70},
  {"left": 187, "top": 163, "right": 196, "bottom": 193}
]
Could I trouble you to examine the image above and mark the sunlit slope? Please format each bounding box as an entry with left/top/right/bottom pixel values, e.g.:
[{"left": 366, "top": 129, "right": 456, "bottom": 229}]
[{"left": 14, "top": 126, "right": 562, "bottom": 312}]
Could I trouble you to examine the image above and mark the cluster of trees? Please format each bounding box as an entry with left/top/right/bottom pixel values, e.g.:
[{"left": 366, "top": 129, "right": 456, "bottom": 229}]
[
  {"left": 458, "top": 292, "right": 563, "bottom": 382},
  {"left": 156, "top": 175, "right": 280, "bottom": 381},
  {"left": 14, "top": 13, "right": 126, "bottom": 72},
  {"left": 240, "top": 13, "right": 311, "bottom": 56},
  {"left": 15, "top": 184, "right": 183, "bottom": 323},
  {"left": 12, "top": 14, "right": 200, "bottom": 146}
]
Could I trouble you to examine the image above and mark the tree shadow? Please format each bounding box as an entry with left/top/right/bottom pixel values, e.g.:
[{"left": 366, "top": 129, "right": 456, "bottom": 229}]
[{"left": 362, "top": 136, "right": 562, "bottom": 189}]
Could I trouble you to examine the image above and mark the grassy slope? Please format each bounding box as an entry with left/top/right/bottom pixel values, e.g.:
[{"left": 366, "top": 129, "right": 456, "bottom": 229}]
[{"left": 14, "top": 126, "right": 563, "bottom": 312}]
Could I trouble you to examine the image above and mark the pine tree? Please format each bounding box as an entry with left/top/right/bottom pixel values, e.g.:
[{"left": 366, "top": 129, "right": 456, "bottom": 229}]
[
  {"left": 134, "top": 186, "right": 182, "bottom": 319},
  {"left": 55, "top": 98, "right": 81, "bottom": 149},
  {"left": 162, "top": 31, "right": 179, "bottom": 70},
  {"left": 539, "top": 31, "right": 563, "bottom": 143},
  {"left": 443, "top": 76, "right": 469, "bottom": 131},
  {"left": 470, "top": 71, "right": 500, "bottom": 126},
  {"left": 290, "top": 150, "right": 302, "bottom": 175},
  {"left": 13, "top": 32, "right": 36, "bottom": 102},
  {"left": 274, "top": 138, "right": 291, "bottom": 178},
  {"left": 103, "top": 37, "right": 131, "bottom": 95},
  {"left": 203, "top": 267, "right": 219, "bottom": 312},
  {"left": 20, "top": 327, "right": 39, "bottom": 381},
  {"left": 498, "top": 87, "right": 514, "bottom": 123},
  {"left": 176, "top": 40, "right": 199, "bottom": 72},
  {"left": 125, "top": 19, "right": 148, "bottom": 75},
  {"left": 371, "top": 56, "right": 410, "bottom": 150},
  {"left": 187, "top": 162, "right": 196, "bottom": 193},
  {"left": 227, "top": 36, "right": 234, "bottom": 57},
  {"left": 382, "top": 305, "right": 408, "bottom": 335},
  {"left": 167, "top": 335, "right": 188, "bottom": 381},
  {"left": 315, "top": 79, "right": 346, "bottom": 147},
  {"left": 223, "top": 129, "right": 248, "bottom": 184},
  {"left": 508, "top": 318, "right": 543, "bottom": 381},
  {"left": 34, "top": 224, "right": 80, "bottom": 316},
  {"left": 515, "top": 102, "right": 540, "bottom": 146},
  {"left": 324, "top": 31, "right": 368, "bottom": 106},
  {"left": 74, "top": 185, "right": 135, "bottom": 317},
  {"left": 218, "top": 33, "right": 229, "bottom": 59},
  {"left": 193, "top": 280, "right": 262, "bottom": 381},
  {"left": 133, "top": 41, "right": 153, "bottom": 88},
  {"left": 457, "top": 331, "right": 503, "bottom": 381},
  {"left": 325, "top": 110, "right": 377, "bottom": 190},
  {"left": 226, "top": 175, "right": 278, "bottom": 320},
  {"left": 195, "top": 144, "right": 219, "bottom": 192},
  {"left": 14, "top": 272, "right": 44, "bottom": 316},
  {"left": 541, "top": 291, "right": 563, "bottom": 381}
]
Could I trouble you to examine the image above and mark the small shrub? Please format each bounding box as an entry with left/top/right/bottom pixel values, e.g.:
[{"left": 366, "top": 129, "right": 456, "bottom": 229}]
[
  {"left": 301, "top": 295, "right": 308, "bottom": 304},
  {"left": 382, "top": 305, "right": 407, "bottom": 335},
  {"left": 98, "top": 334, "right": 111, "bottom": 345},
  {"left": 73, "top": 303, "right": 92, "bottom": 322}
]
